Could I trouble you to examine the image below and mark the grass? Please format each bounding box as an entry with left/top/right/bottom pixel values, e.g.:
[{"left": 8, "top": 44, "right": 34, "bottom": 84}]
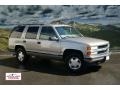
[{"left": 0, "top": 29, "right": 10, "bottom": 52}]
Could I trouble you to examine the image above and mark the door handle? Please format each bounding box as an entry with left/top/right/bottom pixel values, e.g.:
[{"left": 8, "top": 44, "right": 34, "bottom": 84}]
[
  {"left": 23, "top": 40, "right": 26, "bottom": 43},
  {"left": 37, "top": 42, "right": 41, "bottom": 44}
]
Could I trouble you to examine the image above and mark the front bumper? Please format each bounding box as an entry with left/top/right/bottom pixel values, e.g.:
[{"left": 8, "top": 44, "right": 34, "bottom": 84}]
[{"left": 84, "top": 53, "right": 111, "bottom": 63}]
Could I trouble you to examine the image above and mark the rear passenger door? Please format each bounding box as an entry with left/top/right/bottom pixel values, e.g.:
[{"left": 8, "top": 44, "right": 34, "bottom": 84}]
[
  {"left": 38, "top": 26, "right": 61, "bottom": 55},
  {"left": 24, "top": 26, "right": 39, "bottom": 52}
]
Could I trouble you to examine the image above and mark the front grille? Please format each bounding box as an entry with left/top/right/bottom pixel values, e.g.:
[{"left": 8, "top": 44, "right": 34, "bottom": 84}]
[
  {"left": 97, "top": 44, "right": 109, "bottom": 54},
  {"left": 98, "top": 49, "right": 107, "bottom": 54},
  {"left": 98, "top": 44, "right": 108, "bottom": 49}
]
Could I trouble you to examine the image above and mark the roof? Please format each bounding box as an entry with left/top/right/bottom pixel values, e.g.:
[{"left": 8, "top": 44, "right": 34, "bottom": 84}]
[
  {"left": 51, "top": 24, "right": 70, "bottom": 27},
  {"left": 17, "top": 24, "right": 71, "bottom": 27}
]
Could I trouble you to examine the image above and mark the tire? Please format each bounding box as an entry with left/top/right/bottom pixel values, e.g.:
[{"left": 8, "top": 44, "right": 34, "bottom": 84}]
[
  {"left": 64, "top": 53, "right": 86, "bottom": 73},
  {"left": 16, "top": 48, "right": 28, "bottom": 64}
]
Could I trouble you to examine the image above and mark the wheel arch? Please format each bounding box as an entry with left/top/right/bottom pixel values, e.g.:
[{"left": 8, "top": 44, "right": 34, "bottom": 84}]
[
  {"left": 15, "top": 45, "right": 26, "bottom": 51},
  {"left": 63, "top": 49, "right": 84, "bottom": 60}
]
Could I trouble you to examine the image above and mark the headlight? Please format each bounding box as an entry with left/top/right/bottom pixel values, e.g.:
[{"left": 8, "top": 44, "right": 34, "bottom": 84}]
[
  {"left": 86, "top": 46, "right": 98, "bottom": 56},
  {"left": 87, "top": 46, "right": 97, "bottom": 50},
  {"left": 91, "top": 46, "right": 98, "bottom": 50}
]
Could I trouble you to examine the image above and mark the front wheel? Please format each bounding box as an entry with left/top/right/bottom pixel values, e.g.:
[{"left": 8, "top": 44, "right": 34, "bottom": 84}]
[{"left": 65, "top": 53, "right": 86, "bottom": 73}]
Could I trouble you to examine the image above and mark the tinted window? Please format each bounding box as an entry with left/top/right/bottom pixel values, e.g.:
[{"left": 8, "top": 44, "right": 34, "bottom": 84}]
[
  {"left": 25, "top": 26, "right": 39, "bottom": 39},
  {"left": 10, "top": 26, "right": 25, "bottom": 38},
  {"left": 40, "top": 27, "right": 57, "bottom": 40}
]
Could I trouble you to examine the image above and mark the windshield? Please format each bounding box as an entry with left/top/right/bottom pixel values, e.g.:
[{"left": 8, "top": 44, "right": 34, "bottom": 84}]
[{"left": 55, "top": 26, "right": 83, "bottom": 38}]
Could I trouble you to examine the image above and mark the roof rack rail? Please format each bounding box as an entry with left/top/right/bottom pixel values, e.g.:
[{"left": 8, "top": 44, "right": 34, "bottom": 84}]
[{"left": 17, "top": 23, "right": 45, "bottom": 26}]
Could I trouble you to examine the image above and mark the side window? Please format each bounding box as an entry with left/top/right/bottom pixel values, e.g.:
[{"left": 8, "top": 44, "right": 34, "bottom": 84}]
[
  {"left": 40, "top": 26, "right": 57, "bottom": 40},
  {"left": 10, "top": 26, "right": 25, "bottom": 38},
  {"left": 25, "top": 26, "right": 39, "bottom": 39}
]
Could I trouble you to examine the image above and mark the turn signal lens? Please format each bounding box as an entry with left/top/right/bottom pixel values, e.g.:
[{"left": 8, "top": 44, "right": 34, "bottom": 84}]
[
  {"left": 87, "top": 47, "right": 91, "bottom": 50},
  {"left": 86, "top": 52, "right": 91, "bottom": 56}
]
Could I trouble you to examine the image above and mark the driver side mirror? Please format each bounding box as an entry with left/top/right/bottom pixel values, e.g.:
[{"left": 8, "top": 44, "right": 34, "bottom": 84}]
[{"left": 49, "top": 36, "right": 59, "bottom": 41}]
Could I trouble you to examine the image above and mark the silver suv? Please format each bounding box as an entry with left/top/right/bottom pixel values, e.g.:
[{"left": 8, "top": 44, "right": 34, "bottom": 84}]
[{"left": 9, "top": 24, "right": 110, "bottom": 72}]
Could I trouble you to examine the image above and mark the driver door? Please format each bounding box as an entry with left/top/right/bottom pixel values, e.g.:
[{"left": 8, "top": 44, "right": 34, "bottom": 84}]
[{"left": 37, "top": 26, "right": 61, "bottom": 55}]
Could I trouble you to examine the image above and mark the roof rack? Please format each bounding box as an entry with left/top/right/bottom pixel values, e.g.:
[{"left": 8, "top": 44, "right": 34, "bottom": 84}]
[{"left": 18, "top": 23, "right": 45, "bottom": 25}]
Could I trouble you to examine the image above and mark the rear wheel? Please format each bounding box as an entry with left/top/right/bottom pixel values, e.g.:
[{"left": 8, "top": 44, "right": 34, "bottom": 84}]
[
  {"left": 64, "top": 53, "right": 86, "bottom": 73},
  {"left": 16, "top": 48, "right": 28, "bottom": 64}
]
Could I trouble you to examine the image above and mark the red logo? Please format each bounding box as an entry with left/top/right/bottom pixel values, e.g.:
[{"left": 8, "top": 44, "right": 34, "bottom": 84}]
[{"left": 5, "top": 73, "right": 21, "bottom": 80}]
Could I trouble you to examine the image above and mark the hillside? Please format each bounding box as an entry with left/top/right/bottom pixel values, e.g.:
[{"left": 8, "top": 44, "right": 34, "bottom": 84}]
[
  {"left": 70, "top": 23, "right": 120, "bottom": 49},
  {"left": 0, "top": 29, "right": 10, "bottom": 52}
]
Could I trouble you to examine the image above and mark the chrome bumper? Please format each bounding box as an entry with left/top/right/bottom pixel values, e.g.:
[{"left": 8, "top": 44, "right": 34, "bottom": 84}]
[{"left": 84, "top": 52, "right": 111, "bottom": 63}]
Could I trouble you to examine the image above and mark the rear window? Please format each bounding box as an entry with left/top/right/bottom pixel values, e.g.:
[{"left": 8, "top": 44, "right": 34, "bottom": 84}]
[
  {"left": 25, "top": 26, "right": 39, "bottom": 39},
  {"left": 10, "top": 26, "right": 25, "bottom": 38}
]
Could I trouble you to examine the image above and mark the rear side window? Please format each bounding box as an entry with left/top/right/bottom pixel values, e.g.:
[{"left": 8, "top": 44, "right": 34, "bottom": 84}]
[
  {"left": 25, "top": 26, "right": 39, "bottom": 39},
  {"left": 10, "top": 26, "right": 25, "bottom": 38}
]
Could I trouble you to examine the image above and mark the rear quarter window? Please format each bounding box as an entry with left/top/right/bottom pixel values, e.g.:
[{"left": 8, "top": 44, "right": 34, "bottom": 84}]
[{"left": 10, "top": 26, "right": 25, "bottom": 38}]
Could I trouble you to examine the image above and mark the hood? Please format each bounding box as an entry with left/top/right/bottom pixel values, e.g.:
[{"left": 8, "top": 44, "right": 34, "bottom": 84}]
[{"left": 64, "top": 37, "right": 109, "bottom": 46}]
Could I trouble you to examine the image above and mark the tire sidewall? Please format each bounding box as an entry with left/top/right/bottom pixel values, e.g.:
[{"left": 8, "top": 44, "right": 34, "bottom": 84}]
[{"left": 16, "top": 48, "right": 27, "bottom": 64}]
